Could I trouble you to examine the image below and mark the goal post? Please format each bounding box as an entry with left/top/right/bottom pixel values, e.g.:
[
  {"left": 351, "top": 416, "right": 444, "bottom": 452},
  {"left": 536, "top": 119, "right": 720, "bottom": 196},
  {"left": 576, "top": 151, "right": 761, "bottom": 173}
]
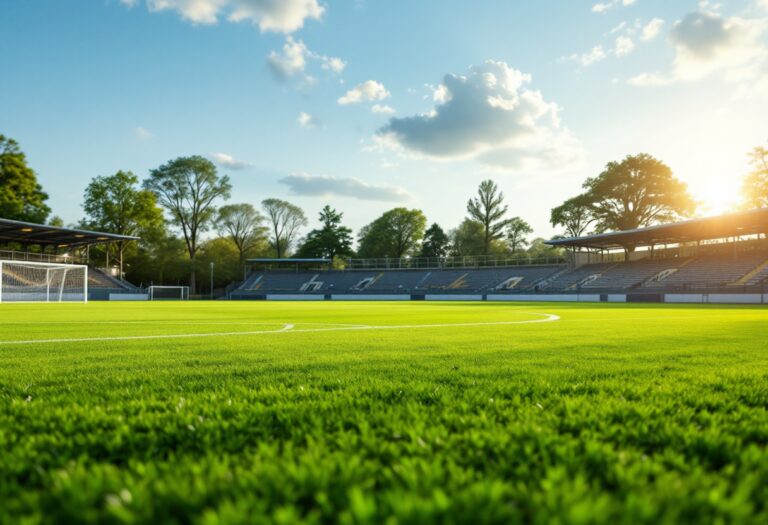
[
  {"left": 0, "top": 261, "right": 88, "bottom": 303},
  {"left": 148, "top": 285, "right": 189, "bottom": 301}
]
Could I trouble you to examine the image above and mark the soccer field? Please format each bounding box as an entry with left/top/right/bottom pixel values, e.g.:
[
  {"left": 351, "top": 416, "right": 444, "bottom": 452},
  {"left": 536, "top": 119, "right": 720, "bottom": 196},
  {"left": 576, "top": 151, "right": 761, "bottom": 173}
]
[{"left": 1, "top": 301, "right": 767, "bottom": 524}]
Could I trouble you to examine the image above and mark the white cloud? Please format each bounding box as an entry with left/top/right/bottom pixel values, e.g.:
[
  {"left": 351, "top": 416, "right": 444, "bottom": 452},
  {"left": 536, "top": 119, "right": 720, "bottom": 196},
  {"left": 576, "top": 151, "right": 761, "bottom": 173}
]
[
  {"left": 267, "top": 36, "right": 347, "bottom": 83},
  {"left": 134, "top": 127, "right": 153, "bottom": 140},
  {"left": 630, "top": 9, "right": 768, "bottom": 88},
  {"left": 120, "top": 0, "right": 138, "bottom": 7},
  {"left": 267, "top": 37, "right": 308, "bottom": 80},
  {"left": 321, "top": 57, "right": 346, "bottom": 74},
  {"left": 142, "top": 0, "right": 324, "bottom": 33},
  {"left": 267, "top": 37, "right": 345, "bottom": 83},
  {"left": 371, "top": 104, "right": 395, "bottom": 114},
  {"left": 375, "top": 60, "right": 583, "bottom": 171},
  {"left": 641, "top": 18, "right": 664, "bottom": 41},
  {"left": 297, "top": 112, "right": 321, "bottom": 128},
  {"left": 614, "top": 36, "right": 635, "bottom": 56},
  {"left": 592, "top": 0, "right": 635, "bottom": 13},
  {"left": 337, "top": 80, "right": 390, "bottom": 105},
  {"left": 570, "top": 45, "right": 607, "bottom": 66},
  {"left": 209, "top": 152, "right": 251, "bottom": 170},
  {"left": 279, "top": 172, "right": 411, "bottom": 201}
]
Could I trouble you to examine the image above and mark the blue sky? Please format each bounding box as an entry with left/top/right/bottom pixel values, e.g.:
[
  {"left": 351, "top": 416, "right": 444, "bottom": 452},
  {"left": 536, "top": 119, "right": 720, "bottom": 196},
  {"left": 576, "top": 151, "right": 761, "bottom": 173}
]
[{"left": 2, "top": 0, "right": 767, "bottom": 240}]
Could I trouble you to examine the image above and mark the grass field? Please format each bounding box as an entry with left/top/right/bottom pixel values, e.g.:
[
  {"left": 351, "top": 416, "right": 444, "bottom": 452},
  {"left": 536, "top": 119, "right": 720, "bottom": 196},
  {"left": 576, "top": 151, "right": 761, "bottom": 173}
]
[{"left": 0, "top": 301, "right": 767, "bottom": 524}]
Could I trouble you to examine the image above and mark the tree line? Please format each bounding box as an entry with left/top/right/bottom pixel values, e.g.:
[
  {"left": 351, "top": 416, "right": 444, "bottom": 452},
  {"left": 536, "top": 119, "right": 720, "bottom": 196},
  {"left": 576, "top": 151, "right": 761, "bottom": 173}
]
[{"left": 2, "top": 133, "right": 768, "bottom": 293}]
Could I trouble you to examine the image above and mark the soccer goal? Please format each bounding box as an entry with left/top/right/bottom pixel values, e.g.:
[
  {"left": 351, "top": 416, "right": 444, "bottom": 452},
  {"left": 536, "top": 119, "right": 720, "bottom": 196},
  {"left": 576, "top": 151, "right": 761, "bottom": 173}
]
[
  {"left": 0, "top": 261, "right": 88, "bottom": 303},
  {"left": 148, "top": 285, "right": 190, "bottom": 301}
]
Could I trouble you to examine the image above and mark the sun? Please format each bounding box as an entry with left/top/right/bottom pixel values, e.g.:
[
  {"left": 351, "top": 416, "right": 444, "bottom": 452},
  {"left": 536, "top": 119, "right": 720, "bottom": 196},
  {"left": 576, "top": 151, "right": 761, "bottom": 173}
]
[{"left": 690, "top": 178, "right": 742, "bottom": 215}]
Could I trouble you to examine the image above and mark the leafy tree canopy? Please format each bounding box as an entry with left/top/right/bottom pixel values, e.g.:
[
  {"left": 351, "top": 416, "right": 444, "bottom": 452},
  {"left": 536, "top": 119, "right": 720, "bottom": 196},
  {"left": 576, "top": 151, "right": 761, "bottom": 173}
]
[
  {"left": 581, "top": 153, "right": 696, "bottom": 232},
  {"left": 0, "top": 135, "right": 50, "bottom": 223},
  {"left": 506, "top": 217, "right": 533, "bottom": 254},
  {"left": 262, "top": 198, "right": 308, "bottom": 258},
  {"left": 741, "top": 146, "right": 768, "bottom": 209},
  {"left": 144, "top": 156, "right": 231, "bottom": 292},
  {"left": 550, "top": 195, "right": 596, "bottom": 239},
  {"left": 357, "top": 208, "right": 427, "bottom": 259},
  {"left": 215, "top": 203, "right": 268, "bottom": 262}
]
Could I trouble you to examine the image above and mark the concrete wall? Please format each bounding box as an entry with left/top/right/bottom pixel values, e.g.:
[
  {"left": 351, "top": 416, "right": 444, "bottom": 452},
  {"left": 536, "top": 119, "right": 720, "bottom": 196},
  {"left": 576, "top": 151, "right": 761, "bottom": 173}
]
[
  {"left": 607, "top": 294, "right": 627, "bottom": 303},
  {"left": 665, "top": 293, "right": 766, "bottom": 304},
  {"left": 109, "top": 293, "right": 148, "bottom": 301},
  {"left": 266, "top": 294, "right": 324, "bottom": 301},
  {"left": 425, "top": 294, "right": 484, "bottom": 301},
  {"left": 331, "top": 294, "right": 409, "bottom": 301},
  {"left": 487, "top": 294, "right": 602, "bottom": 302}
]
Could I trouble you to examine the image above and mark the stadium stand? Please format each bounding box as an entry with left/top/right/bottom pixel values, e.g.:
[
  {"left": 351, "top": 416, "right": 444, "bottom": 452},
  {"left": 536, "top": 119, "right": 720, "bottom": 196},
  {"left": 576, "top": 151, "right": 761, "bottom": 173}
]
[{"left": 231, "top": 209, "right": 768, "bottom": 299}]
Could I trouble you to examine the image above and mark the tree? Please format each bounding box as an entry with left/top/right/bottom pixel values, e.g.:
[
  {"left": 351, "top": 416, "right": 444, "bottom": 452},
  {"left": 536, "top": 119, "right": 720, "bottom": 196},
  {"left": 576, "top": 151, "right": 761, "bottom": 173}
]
[
  {"left": 82, "top": 170, "right": 165, "bottom": 277},
  {"left": 418, "top": 223, "right": 450, "bottom": 258},
  {"left": 581, "top": 154, "right": 696, "bottom": 235},
  {"left": 741, "top": 145, "right": 768, "bottom": 209},
  {"left": 144, "top": 156, "right": 232, "bottom": 293},
  {"left": 0, "top": 135, "right": 50, "bottom": 223},
  {"left": 506, "top": 217, "right": 533, "bottom": 254},
  {"left": 467, "top": 179, "right": 509, "bottom": 255},
  {"left": 295, "top": 205, "right": 354, "bottom": 260},
  {"left": 550, "top": 195, "right": 596, "bottom": 239},
  {"left": 215, "top": 204, "right": 268, "bottom": 264},
  {"left": 357, "top": 208, "right": 427, "bottom": 259},
  {"left": 262, "top": 198, "right": 307, "bottom": 258},
  {"left": 449, "top": 219, "right": 486, "bottom": 256}
]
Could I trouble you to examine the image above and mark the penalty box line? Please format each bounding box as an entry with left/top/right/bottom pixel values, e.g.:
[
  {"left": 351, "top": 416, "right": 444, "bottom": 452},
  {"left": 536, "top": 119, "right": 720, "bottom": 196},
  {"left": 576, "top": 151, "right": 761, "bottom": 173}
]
[{"left": 0, "top": 313, "right": 560, "bottom": 346}]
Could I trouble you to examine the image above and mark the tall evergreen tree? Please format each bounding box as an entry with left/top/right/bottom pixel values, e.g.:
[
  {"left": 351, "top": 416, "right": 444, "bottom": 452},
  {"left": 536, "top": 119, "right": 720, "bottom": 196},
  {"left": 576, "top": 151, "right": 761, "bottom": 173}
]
[
  {"left": 296, "top": 205, "right": 354, "bottom": 260},
  {"left": 466, "top": 179, "right": 509, "bottom": 256}
]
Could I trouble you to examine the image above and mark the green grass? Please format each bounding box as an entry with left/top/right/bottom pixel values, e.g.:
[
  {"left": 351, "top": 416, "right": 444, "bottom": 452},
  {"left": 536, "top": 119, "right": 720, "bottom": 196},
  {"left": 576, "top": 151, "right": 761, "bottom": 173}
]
[{"left": 0, "top": 301, "right": 766, "bottom": 524}]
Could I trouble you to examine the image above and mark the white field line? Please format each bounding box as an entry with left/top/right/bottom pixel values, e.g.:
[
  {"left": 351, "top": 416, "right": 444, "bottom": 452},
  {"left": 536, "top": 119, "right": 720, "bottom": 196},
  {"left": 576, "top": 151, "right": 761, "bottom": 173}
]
[{"left": 0, "top": 313, "right": 559, "bottom": 346}]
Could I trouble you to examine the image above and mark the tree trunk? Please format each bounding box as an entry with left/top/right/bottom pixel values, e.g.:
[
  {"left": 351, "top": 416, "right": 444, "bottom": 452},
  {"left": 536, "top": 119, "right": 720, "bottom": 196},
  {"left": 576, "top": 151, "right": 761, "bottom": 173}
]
[{"left": 189, "top": 253, "right": 197, "bottom": 294}]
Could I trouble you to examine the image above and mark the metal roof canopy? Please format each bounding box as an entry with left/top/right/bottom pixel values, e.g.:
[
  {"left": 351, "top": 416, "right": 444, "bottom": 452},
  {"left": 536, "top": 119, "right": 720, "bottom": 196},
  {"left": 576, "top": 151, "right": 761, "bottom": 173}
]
[
  {"left": 0, "top": 217, "right": 139, "bottom": 248},
  {"left": 545, "top": 208, "right": 768, "bottom": 250},
  {"left": 246, "top": 258, "right": 332, "bottom": 264}
]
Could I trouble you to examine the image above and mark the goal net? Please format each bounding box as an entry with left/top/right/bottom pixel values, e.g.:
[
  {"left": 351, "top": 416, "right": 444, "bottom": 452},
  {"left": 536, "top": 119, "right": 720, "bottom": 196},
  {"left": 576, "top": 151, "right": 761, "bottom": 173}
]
[
  {"left": 148, "top": 285, "right": 189, "bottom": 301},
  {"left": 0, "top": 261, "right": 88, "bottom": 303}
]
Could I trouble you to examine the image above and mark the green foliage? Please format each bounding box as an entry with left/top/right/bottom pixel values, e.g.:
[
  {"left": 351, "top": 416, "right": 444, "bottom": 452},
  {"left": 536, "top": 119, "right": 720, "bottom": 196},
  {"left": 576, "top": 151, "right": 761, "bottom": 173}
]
[
  {"left": 741, "top": 146, "right": 768, "bottom": 209},
  {"left": 144, "top": 156, "right": 232, "bottom": 292},
  {"left": 296, "top": 205, "right": 354, "bottom": 260},
  {"left": 196, "top": 237, "right": 247, "bottom": 291},
  {"left": 81, "top": 170, "right": 165, "bottom": 273},
  {"left": 466, "top": 180, "right": 509, "bottom": 255},
  {"left": 357, "top": 208, "right": 427, "bottom": 258},
  {"left": 0, "top": 134, "right": 51, "bottom": 223},
  {"left": 581, "top": 154, "right": 696, "bottom": 232},
  {"left": 550, "top": 195, "right": 596, "bottom": 238},
  {"left": 215, "top": 203, "right": 269, "bottom": 262},
  {"left": 505, "top": 217, "right": 533, "bottom": 254},
  {"left": 418, "top": 223, "right": 450, "bottom": 258},
  {"left": 449, "top": 219, "right": 506, "bottom": 256},
  {"left": 262, "top": 198, "right": 308, "bottom": 258},
  {"left": 0, "top": 302, "right": 766, "bottom": 524}
]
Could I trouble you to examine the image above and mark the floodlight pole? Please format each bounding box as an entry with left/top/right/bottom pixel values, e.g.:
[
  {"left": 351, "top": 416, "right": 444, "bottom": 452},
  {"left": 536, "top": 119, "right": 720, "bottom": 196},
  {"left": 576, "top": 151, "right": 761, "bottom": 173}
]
[{"left": 210, "top": 262, "right": 215, "bottom": 300}]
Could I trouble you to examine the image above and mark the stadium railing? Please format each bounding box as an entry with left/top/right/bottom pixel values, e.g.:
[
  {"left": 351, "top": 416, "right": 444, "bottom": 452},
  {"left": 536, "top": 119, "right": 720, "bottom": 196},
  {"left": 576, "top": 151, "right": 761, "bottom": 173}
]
[{"left": 344, "top": 255, "right": 566, "bottom": 271}]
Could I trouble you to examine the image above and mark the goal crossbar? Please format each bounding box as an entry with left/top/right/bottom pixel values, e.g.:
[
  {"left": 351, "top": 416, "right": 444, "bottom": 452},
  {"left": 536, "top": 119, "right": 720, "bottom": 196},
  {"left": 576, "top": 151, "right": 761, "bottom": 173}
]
[{"left": 148, "top": 285, "right": 190, "bottom": 301}]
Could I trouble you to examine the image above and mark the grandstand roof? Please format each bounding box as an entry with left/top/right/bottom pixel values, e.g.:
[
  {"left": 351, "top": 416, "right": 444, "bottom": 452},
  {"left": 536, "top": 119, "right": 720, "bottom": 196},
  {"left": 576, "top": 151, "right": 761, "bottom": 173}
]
[
  {"left": 546, "top": 208, "right": 768, "bottom": 250},
  {"left": 0, "top": 217, "right": 139, "bottom": 248}
]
